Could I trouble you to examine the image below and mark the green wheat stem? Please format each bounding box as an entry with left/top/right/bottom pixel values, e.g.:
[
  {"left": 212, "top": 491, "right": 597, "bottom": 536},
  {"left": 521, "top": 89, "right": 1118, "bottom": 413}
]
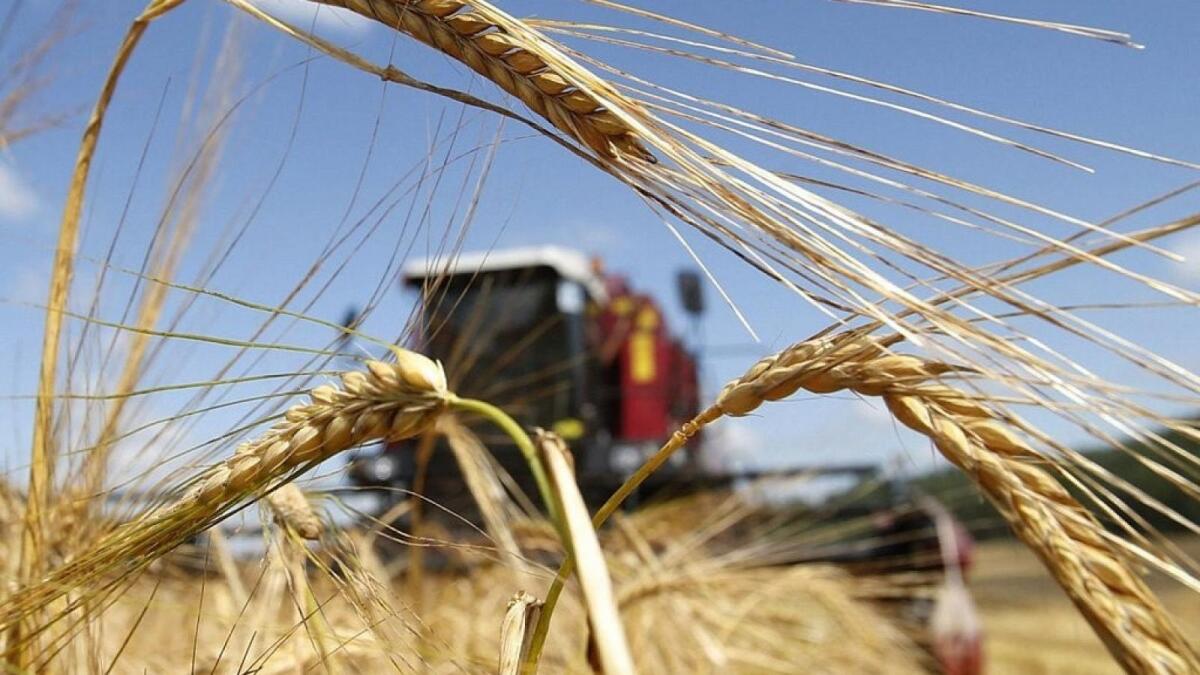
[{"left": 448, "top": 396, "right": 562, "bottom": 532}]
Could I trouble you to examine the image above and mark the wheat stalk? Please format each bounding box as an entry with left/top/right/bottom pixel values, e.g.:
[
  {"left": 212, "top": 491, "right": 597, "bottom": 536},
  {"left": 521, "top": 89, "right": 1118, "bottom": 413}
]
[
  {"left": 716, "top": 333, "right": 1200, "bottom": 674},
  {"left": 311, "top": 0, "right": 650, "bottom": 161},
  {"left": 536, "top": 430, "right": 635, "bottom": 675},
  {"left": 0, "top": 349, "right": 449, "bottom": 646},
  {"left": 11, "top": 0, "right": 187, "bottom": 665}
]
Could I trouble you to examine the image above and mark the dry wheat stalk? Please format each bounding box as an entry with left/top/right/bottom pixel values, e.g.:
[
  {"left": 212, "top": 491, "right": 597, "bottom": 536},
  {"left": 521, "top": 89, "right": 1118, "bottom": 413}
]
[
  {"left": 311, "top": 0, "right": 651, "bottom": 160},
  {"left": 536, "top": 430, "right": 635, "bottom": 675},
  {"left": 10, "top": 1, "right": 187, "bottom": 665},
  {"left": 717, "top": 333, "right": 1200, "bottom": 674},
  {"left": 0, "top": 349, "right": 449, "bottom": 644}
]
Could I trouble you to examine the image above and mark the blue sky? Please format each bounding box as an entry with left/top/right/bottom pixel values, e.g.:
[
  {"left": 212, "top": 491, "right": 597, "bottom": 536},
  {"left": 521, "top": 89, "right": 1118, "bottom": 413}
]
[{"left": 1, "top": 1, "right": 1198, "bottom": 481}]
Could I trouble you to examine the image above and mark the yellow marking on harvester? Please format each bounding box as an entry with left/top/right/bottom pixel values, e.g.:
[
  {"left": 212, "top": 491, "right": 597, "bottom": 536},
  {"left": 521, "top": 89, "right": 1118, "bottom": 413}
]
[{"left": 630, "top": 332, "right": 656, "bottom": 383}]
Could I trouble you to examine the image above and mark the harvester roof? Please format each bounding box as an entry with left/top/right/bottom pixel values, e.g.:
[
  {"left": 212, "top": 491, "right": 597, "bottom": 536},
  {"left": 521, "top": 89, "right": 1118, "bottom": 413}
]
[{"left": 401, "top": 245, "right": 607, "bottom": 301}]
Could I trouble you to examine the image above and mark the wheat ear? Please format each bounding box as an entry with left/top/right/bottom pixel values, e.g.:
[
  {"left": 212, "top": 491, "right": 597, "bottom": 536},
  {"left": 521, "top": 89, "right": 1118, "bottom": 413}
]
[
  {"left": 717, "top": 334, "right": 1199, "bottom": 674},
  {"left": 310, "top": 0, "right": 650, "bottom": 160},
  {"left": 0, "top": 349, "right": 449, "bottom": 642},
  {"left": 268, "top": 483, "right": 324, "bottom": 541},
  {"left": 499, "top": 592, "right": 542, "bottom": 675},
  {"left": 532, "top": 333, "right": 1198, "bottom": 673}
]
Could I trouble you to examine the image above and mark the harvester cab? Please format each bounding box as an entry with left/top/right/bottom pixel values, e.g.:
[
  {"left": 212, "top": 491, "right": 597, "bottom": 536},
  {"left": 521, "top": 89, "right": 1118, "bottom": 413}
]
[{"left": 348, "top": 246, "right": 705, "bottom": 513}]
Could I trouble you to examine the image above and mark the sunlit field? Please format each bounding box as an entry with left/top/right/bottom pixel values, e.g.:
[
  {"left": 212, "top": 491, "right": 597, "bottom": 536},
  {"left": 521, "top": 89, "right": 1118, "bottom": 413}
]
[
  {"left": 2, "top": 2, "right": 1199, "bottom": 673},
  {"left": 975, "top": 538, "right": 1200, "bottom": 674}
]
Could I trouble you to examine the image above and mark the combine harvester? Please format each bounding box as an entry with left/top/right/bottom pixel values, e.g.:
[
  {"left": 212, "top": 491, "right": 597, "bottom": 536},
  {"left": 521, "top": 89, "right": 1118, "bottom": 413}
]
[{"left": 351, "top": 246, "right": 706, "bottom": 510}]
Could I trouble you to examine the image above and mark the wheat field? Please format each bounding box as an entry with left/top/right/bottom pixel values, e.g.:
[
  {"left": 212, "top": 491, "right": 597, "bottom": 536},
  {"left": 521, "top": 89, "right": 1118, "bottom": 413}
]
[
  {"left": 974, "top": 538, "right": 1200, "bottom": 674},
  {"left": 1, "top": 1, "right": 1199, "bottom": 673}
]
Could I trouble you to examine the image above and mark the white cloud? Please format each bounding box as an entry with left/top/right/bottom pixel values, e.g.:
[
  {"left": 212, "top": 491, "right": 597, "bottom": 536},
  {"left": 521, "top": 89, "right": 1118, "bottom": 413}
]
[
  {"left": 248, "top": 0, "right": 374, "bottom": 37},
  {"left": 0, "top": 162, "right": 39, "bottom": 221},
  {"left": 1170, "top": 231, "right": 1200, "bottom": 283},
  {"left": 574, "top": 220, "right": 625, "bottom": 255},
  {"left": 702, "top": 420, "right": 763, "bottom": 471}
]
